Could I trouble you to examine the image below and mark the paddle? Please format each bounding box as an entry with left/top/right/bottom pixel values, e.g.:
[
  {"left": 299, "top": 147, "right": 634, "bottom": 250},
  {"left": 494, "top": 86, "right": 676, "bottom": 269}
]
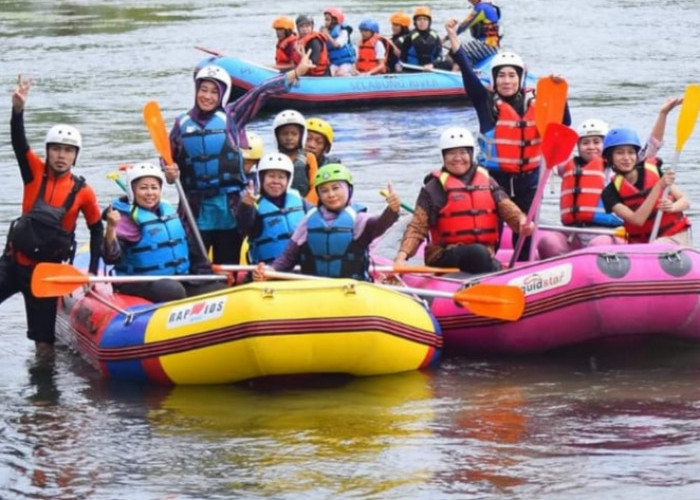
[
  {"left": 31, "top": 263, "right": 228, "bottom": 298},
  {"left": 535, "top": 76, "right": 569, "bottom": 137},
  {"left": 538, "top": 223, "right": 626, "bottom": 238},
  {"left": 212, "top": 264, "right": 461, "bottom": 274},
  {"left": 399, "top": 62, "right": 462, "bottom": 77},
  {"left": 142, "top": 100, "right": 209, "bottom": 262},
  {"left": 256, "top": 269, "right": 525, "bottom": 321},
  {"left": 195, "top": 46, "right": 225, "bottom": 57},
  {"left": 509, "top": 123, "right": 579, "bottom": 266},
  {"left": 649, "top": 84, "right": 700, "bottom": 241}
]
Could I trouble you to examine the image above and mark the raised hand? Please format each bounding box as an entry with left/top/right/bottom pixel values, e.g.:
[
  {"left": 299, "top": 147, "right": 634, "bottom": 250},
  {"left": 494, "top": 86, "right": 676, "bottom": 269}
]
[
  {"left": 241, "top": 179, "right": 257, "bottom": 206},
  {"left": 384, "top": 181, "right": 400, "bottom": 213},
  {"left": 105, "top": 205, "right": 121, "bottom": 228},
  {"left": 295, "top": 49, "right": 315, "bottom": 77},
  {"left": 12, "top": 74, "right": 33, "bottom": 112},
  {"left": 162, "top": 162, "right": 180, "bottom": 184}
]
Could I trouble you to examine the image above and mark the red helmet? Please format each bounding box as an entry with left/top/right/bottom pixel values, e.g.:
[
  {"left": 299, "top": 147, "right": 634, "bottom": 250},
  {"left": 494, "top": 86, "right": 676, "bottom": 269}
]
[{"left": 324, "top": 7, "right": 345, "bottom": 24}]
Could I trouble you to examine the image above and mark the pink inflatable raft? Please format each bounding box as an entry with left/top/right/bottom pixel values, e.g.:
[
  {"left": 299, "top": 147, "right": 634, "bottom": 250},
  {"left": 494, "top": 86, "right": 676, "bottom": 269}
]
[{"left": 373, "top": 243, "right": 700, "bottom": 354}]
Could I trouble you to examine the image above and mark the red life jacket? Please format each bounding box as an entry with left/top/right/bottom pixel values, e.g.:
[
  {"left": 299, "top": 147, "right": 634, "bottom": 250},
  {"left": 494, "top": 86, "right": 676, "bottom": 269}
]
[
  {"left": 356, "top": 34, "right": 389, "bottom": 73},
  {"left": 560, "top": 156, "right": 606, "bottom": 225},
  {"left": 294, "top": 32, "right": 329, "bottom": 76},
  {"left": 275, "top": 33, "right": 298, "bottom": 66},
  {"left": 612, "top": 160, "right": 690, "bottom": 243},
  {"left": 428, "top": 168, "right": 499, "bottom": 246},
  {"left": 480, "top": 92, "right": 541, "bottom": 174}
]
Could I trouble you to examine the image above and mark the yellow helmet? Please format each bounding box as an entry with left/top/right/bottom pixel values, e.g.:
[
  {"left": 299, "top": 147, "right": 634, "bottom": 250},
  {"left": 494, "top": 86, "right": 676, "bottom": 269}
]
[
  {"left": 390, "top": 12, "right": 411, "bottom": 28},
  {"left": 306, "top": 117, "right": 334, "bottom": 151},
  {"left": 241, "top": 131, "right": 264, "bottom": 160},
  {"left": 272, "top": 16, "right": 295, "bottom": 31}
]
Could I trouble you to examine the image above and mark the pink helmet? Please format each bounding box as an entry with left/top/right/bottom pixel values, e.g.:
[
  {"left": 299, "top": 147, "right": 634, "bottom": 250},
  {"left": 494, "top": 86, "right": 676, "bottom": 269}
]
[{"left": 324, "top": 7, "right": 345, "bottom": 24}]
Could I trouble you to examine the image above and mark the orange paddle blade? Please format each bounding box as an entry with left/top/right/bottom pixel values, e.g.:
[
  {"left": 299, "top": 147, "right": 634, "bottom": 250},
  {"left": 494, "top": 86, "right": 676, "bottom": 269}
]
[
  {"left": 535, "top": 76, "right": 568, "bottom": 137},
  {"left": 541, "top": 122, "right": 579, "bottom": 169},
  {"left": 143, "top": 100, "right": 173, "bottom": 164},
  {"left": 31, "top": 262, "right": 88, "bottom": 298},
  {"left": 454, "top": 283, "right": 525, "bottom": 321}
]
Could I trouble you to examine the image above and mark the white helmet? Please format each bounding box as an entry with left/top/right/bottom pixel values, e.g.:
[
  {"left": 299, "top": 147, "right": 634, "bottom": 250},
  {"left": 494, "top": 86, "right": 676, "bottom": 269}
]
[
  {"left": 125, "top": 162, "right": 165, "bottom": 203},
  {"left": 45, "top": 124, "right": 82, "bottom": 165},
  {"left": 194, "top": 65, "right": 231, "bottom": 106},
  {"left": 439, "top": 126, "right": 476, "bottom": 152},
  {"left": 241, "top": 131, "right": 264, "bottom": 161},
  {"left": 272, "top": 109, "right": 307, "bottom": 149},
  {"left": 577, "top": 118, "right": 610, "bottom": 138},
  {"left": 257, "top": 153, "right": 294, "bottom": 189},
  {"left": 490, "top": 51, "right": 525, "bottom": 84}
]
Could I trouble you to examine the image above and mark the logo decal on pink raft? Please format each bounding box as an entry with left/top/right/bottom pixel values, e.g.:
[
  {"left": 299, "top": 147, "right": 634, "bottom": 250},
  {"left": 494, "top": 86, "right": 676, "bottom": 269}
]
[
  {"left": 167, "top": 298, "right": 226, "bottom": 328},
  {"left": 507, "top": 263, "right": 573, "bottom": 296}
]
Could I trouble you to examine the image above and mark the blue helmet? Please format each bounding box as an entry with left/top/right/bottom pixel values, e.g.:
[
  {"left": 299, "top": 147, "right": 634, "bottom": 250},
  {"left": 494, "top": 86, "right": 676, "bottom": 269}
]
[
  {"left": 603, "top": 128, "right": 641, "bottom": 155},
  {"left": 359, "top": 19, "right": 380, "bottom": 33}
]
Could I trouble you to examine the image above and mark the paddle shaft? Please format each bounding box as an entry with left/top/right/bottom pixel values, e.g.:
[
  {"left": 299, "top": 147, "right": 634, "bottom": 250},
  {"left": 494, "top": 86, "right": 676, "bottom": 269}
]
[
  {"left": 539, "top": 223, "right": 624, "bottom": 237},
  {"left": 648, "top": 151, "right": 680, "bottom": 241},
  {"left": 45, "top": 275, "right": 228, "bottom": 285},
  {"left": 399, "top": 63, "right": 461, "bottom": 77}
]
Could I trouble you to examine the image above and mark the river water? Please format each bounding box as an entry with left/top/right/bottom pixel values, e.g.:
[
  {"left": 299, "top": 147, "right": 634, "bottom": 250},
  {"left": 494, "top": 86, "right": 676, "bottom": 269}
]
[{"left": 2, "top": 0, "right": 700, "bottom": 498}]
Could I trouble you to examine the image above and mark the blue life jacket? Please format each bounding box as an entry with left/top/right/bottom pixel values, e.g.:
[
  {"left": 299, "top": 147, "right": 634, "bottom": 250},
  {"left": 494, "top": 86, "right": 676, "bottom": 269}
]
[
  {"left": 178, "top": 110, "right": 246, "bottom": 195},
  {"left": 112, "top": 198, "right": 190, "bottom": 276},
  {"left": 299, "top": 205, "right": 369, "bottom": 280},
  {"left": 327, "top": 24, "right": 356, "bottom": 65},
  {"left": 249, "top": 190, "right": 305, "bottom": 264},
  {"left": 404, "top": 29, "right": 440, "bottom": 65}
]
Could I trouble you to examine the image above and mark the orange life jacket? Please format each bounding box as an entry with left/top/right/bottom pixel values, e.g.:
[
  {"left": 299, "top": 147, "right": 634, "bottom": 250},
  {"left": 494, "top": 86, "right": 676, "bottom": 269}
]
[
  {"left": 612, "top": 160, "right": 690, "bottom": 243},
  {"left": 428, "top": 168, "right": 499, "bottom": 246},
  {"left": 356, "top": 34, "right": 389, "bottom": 73},
  {"left": 296, "top": 32, "right": 329, "bottom": 76},
  {"left": 275, "top": 33, "right": 298, "bottom": 66},
  {"left": 478, "top": 91, "right": 541, "bottom": 174},
  {"left": 560, "top": 156, "right": 620, "bottom": 226}
]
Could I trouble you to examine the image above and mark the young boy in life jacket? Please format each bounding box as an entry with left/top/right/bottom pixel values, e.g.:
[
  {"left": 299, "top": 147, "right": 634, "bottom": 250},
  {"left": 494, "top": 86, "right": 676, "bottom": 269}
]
[
  {"left": 394, "top": 127, "right": 533, "bottom": 274},
  {"left": 305, "top": 117, "right": 340, "bottom": 167},
  {"left": 253, "top": 163, "right": 401, "bottom": 281},
  {"left": 353, "top": 19, "right": 389, "bottom": 75},
  {"left": 387, "top": 12, "right": 411, "bottom": 73},
  {"left": 272, "top": 109, "right": 319, "bottom": 203},
  {"left": 538, "top": 97, "right": 683, "bottom": 258},
  {"left": 455, "top": 0, "right": 502, "bottom": 64},
  {"left": 321, "top": 7, "right": 356, "bottom": 76},
  {"left": 601, "top": 128, "right": 691, "bottom": 245},
  {"left": 272, "top": 16, "right": 298, "bottom": 71},
  {"left": 399, "top": 6, "right": 446, "bottom": 71},
  {"left": 2, "top": 75, "right": 103, "bottom": 357},
  {"left": 103, "top": 164, "right": 225, "bottom": 303},
  {"left": 293, "top": 14, "right": 330, "bottom": 76},
  {"left": 237, "top": 153, "right": 312, "bottom": 264}
]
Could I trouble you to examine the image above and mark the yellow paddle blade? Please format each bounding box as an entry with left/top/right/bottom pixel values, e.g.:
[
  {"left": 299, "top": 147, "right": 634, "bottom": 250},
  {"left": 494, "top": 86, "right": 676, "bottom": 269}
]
[
  {"left": 31, "top": 263, "right": 88, "bottom": 297},
  {"left": 454, "top": 283, "right": 525, "bottom": 321},
  {"left": 535, "top": 76, "right": 568, "bottom": 137},
  {"left": 675, "top": 84, "right": 700, "bottom": 153},
  {"left": 143, "top": 100, "right": 173, "bottom": 164}
]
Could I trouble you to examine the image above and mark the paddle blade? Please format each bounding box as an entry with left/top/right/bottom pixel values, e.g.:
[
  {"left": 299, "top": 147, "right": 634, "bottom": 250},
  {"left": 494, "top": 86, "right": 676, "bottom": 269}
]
[
  {"left": 454, "top": 283, "right": 525, "bottom": 321},
  {"left": 541, "top": 123, "right": 579, "bottom": 169},
  {"left": 31, "top": 263, "right": 88, "bottom": 298},
  {"left": 143, "top": 100, "right": 173, "bottom": 164},
  {"left": 675, "top": 84, "right": 700, "bottom": 153},
  {"left": 535, "top": 76, "right": 568, "bottom": 137}
]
